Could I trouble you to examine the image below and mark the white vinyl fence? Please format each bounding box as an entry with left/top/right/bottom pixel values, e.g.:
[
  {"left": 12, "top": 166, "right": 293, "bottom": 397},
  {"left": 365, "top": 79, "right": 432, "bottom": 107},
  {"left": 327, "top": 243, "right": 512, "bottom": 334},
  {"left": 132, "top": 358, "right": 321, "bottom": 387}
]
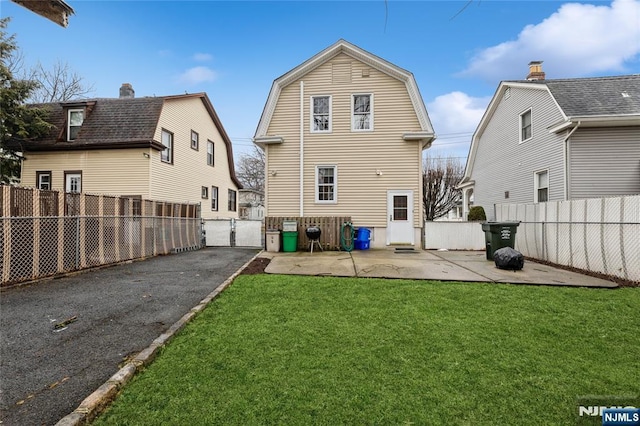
[
  {"left": 495, "top": 195, "right": 639, "bottom": 285},
  {"left": 424, "top": 222, "right": 486, "bottom": 250},
  {"left": 203, "top": 219, "right": 263, "bottom": 247}
]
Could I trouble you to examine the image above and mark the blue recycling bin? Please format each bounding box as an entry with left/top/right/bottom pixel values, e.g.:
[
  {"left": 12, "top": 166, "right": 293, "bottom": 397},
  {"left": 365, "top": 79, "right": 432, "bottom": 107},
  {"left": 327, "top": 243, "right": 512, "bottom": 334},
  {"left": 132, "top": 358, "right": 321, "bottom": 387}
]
[{"left": 355, "top": 227, "right": 371, "bottom": 250}]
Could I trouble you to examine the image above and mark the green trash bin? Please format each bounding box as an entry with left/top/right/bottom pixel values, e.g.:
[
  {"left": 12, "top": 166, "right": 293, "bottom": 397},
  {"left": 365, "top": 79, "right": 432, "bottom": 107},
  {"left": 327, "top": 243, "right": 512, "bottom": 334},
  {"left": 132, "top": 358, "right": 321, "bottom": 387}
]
[
  {"left": 481, "top": 221, "right": 520, "bottom": 260},
  {"left": 282, "top": 231, "right": 298, "bottom": 252}
]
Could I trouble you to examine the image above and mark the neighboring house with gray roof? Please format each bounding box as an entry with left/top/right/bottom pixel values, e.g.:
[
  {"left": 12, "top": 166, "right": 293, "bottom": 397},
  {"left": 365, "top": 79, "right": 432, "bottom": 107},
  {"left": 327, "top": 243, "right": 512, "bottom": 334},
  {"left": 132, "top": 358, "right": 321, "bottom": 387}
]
[
  {"left": 459, "top": 63, "right": 640, "bottom": 221},
  {"left": 10, "top": 84, "right": 242, "bottom": 219}
]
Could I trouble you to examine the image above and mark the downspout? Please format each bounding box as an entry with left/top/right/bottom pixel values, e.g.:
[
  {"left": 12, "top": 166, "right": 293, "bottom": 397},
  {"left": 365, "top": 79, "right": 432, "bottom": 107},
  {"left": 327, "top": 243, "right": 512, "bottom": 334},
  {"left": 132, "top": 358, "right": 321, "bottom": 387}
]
[
  {"left": 299, "top": 81, "right": 304, "bottom": 217},
  {"left": 563, "top": 121, "right": 581, "bottom": 200}
]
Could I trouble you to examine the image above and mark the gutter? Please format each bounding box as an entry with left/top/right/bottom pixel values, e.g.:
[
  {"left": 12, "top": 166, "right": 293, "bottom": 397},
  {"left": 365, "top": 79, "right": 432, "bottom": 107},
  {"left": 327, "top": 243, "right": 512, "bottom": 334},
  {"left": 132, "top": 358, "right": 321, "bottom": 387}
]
[
  {"left": 563, "top": 121, "right": 581, "bottom": 200},
  {"left": 299, "top": 81, "right": 304, "bottom": 217}
]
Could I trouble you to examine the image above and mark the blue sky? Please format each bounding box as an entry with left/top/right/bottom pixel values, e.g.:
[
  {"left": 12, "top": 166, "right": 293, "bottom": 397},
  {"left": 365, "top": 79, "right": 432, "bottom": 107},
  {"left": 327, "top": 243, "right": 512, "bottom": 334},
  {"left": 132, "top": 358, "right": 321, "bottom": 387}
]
[{"left": 3, "top": 0, "right": 640, "bottom": 162}]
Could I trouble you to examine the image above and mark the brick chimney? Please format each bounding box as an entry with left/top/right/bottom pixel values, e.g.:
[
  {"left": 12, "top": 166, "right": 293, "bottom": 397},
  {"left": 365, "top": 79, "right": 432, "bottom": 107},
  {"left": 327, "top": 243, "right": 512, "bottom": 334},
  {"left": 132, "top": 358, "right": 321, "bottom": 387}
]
[
  {"left": 526, "top": 61, "right": 545, "bottom": 80},
  {"left": 119, "top": 83, "right": 135, "bottom": 98}
]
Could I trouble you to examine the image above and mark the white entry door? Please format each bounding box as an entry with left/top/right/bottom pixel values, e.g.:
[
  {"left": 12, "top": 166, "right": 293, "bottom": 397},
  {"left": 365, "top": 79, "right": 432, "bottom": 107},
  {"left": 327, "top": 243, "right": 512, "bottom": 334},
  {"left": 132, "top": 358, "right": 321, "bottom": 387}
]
[{"left": 387, "top": 190, "right": 414, "bottom": 245}]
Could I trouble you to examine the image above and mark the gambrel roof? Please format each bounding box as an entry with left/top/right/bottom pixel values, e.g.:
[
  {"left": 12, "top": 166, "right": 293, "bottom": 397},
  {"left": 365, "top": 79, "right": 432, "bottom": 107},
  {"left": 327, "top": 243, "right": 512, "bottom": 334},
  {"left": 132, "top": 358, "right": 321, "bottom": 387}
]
[
  {"left": 12, "top": 93, "right": 242, "bottom": 188},
  {"left": 459, "top": 74, "right": 640, "bottom": 187},
  {"left": 254, "top": 39, "right": 435, "bottom": 141}
]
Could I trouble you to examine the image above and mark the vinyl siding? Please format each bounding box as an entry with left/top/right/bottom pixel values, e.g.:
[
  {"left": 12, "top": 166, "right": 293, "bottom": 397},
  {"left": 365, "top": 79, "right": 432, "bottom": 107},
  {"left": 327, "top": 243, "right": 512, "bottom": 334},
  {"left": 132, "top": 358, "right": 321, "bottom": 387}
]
[
  {"left": 569, "top": 126, "right": 640, "bottom": 199},
  {"left": 471, "top": 86, "right": 565, "bottom": 220},
  {"left": 21, "top": 149, "right": 150, "bottom": 196},
  {"left": 151, "top": 97, "right": 239, "bottom": 219},
  {"left": 265, "top": 52, "right": 424, "bottom": 227}
]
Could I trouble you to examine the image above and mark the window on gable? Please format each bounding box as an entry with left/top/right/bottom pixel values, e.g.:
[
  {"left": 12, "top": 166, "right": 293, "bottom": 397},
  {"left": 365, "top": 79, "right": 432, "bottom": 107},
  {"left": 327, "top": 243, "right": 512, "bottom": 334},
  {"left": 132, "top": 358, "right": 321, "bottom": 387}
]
[
  {"left": 352, "top": 94, "right": 373, "bottom": 131},
  {"left": 535, "top": 170, "right": 549, "bottom": 203},
  {"left": 311, "top": 96, "right": 331, "bottom": 132},
  {"left": 68, "top": 109, "right": 84, "bottom": 141},
  {"left": 207, "top": 141, "right": 214, "bottom": 166},
  {"left": 211, "top": 186, "right": 218, "bottom": 211},
  {"left": 36, "top": 171, "right": 52, "bottom": 190},
  {"left": 316, "top": 165, "right": 337, "bottom": 203},
  {"left": 161, "top": 129, "right": 173, "bottom": 164},
  {"left": 520, "top": 109, "right": 532, "bottom": 142},
  {"left": 228, "top": 189, "right": 237, "bottom": 212},
  {"left": 191, "top": 130, "right": 199, "bottom": 150}
]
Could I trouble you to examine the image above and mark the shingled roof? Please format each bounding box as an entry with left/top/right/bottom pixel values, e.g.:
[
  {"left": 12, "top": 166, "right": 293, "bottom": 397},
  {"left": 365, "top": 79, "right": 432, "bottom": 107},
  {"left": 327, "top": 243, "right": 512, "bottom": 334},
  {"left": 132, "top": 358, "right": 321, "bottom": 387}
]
[
  {"left": 514, "top": 74, "right": 640, "bottom": 117},
  {"left": 12, "top": 93, "right": 242, "bottom": 188}
]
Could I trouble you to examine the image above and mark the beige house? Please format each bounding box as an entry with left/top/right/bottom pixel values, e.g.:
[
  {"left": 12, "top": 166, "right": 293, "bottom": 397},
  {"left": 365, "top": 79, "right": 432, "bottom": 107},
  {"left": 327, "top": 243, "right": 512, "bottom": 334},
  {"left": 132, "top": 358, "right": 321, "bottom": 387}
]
[
  {"left": 254, "top": 40, "right": 435, "bottom": 247},
  {"left": 13, "top": 85, "right": 242, "bottom": 219}
]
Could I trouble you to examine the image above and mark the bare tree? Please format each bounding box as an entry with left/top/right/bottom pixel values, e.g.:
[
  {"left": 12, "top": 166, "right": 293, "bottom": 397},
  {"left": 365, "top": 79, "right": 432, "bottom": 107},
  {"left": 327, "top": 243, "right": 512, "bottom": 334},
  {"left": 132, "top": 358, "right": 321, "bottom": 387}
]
[
  {"left": 422, "top": 155, "right": 464, "bottom": 221},
  {"left": 27, "top": 59, "right": 94, "bottom": 102},
  {"left": 236, "top": 146, "right": 265, "bottom": 191}
]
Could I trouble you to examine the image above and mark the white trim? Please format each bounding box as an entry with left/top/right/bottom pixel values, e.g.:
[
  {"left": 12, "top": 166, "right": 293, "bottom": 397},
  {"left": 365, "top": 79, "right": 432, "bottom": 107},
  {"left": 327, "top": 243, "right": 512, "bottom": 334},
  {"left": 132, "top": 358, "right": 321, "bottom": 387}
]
[
  {"left": 310, "top": 95, "right": 332, "bottom": 133},
  {"left": 300, "top": 81, "right": 304, "bottom": 216},
  {"left": 67, "top": 108, "right": 84, "bottom": 141},
  {"left": 253, "top": 136, "right": 283, "bottom": 146},
  {"left": 315, "top": 165, "right": 337, "bottom": 204},
  {"left": 351, "top": 93, "right": 374, "bottom": 132},
  {"left": 254, "top": 40, "right": 435, "bottom": 138},
  {"left": 534, "top": 169, "right": 549, "bottom": 203},
  {"left": 519, "top": 108, "right": 533, "bottom": 143}
]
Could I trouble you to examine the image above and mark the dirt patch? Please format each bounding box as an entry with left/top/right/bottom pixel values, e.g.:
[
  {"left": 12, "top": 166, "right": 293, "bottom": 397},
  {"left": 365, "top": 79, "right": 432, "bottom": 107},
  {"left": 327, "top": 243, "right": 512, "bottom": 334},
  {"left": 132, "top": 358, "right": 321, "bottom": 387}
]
[{"left": 240, "top": 257, "right": 271, "bottom": 275}]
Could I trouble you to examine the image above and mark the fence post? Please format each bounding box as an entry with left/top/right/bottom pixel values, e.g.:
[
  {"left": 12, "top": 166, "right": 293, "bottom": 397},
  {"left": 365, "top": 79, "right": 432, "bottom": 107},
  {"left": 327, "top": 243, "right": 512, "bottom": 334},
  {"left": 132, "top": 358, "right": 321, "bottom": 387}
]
[
  {"left": 75, "top": 216, "right": 80, "bottom": 270},
  {"left": 541, "top": 221, "right": 546, "bottom": 260}
]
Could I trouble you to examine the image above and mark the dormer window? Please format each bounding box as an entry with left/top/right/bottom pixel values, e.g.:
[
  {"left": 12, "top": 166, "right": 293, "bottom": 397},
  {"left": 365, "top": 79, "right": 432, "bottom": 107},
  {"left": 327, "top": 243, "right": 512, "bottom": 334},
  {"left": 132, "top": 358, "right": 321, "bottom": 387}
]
[{"left": 68, "top": 109, "right": 84, "bottom": 141}]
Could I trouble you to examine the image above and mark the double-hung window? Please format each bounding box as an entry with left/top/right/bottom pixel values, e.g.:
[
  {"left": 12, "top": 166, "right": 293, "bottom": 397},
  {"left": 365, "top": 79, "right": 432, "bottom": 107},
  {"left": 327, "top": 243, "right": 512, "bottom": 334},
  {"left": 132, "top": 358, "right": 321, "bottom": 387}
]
[
  {"left": 352, "top": 94, "right": 373, "bottom": 131},
  {"left": 68, "top": 109, "right": 84, "bottom": 141},
  {"left": 520, "top": 109, "right": 532, "bottom": 142},
  {"left": 228, "top": 189, "right": 237, "bottom": 212},
  {"left": 316, "top": 165, "right": 337, "bottom": 203},
  {"left": 311, "top": 96, "right": 331, "bottom": 132},
  {"left": 535, "top": 170, "right": 549, "bottom": 203},
  {"left": 161, "top": 129, "right": 173, "bottom": 164},
  {"left": 191, "top": 130, "right": 199, "bottom": 150},
  {"left": 211, "top": 186, "right": 218, "bottom": 211},
  {"left": 36, "top": 171, "right": 52, "bottom": 190},
  {"left": 207, "top": 141, "right": 214, "bottom": 166}
]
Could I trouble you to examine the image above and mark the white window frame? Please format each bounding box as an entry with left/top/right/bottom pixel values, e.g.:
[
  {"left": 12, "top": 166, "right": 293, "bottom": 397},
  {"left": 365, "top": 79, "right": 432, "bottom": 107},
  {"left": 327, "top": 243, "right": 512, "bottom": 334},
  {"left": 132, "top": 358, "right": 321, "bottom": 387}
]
[
  {"left": 351, "top": 93, "right": 373, "bottom": 132},
  {"left": 310, "top": 95, "right": 332, "bottom": 133},
  {"left": 67, "top": 109, "right": 84, "bottom": 141},
  {"left": 161, "top": 129, "right": 173, "bottom": 164},
  {"left": 211, "top": 186, "right": 218, "bottom": 211},
  {"left": 207, "top": 140, "right": 214, "bottom": 166},
  {"left": 201, "top": 186, "right": 208, "bottom": 199},
  {"left": 520, "top": 108, "right": 532, "bottom": 143},
  {"left": 36, "top": 171, "right": 52, "bottom": 190},
  {"left": 191, "top": 130, "right": 199, "bottom": 150},
  {"left": 534, "top": 169, "right": 549, "bottom": 203},
  {"left": 315, "top": 165, "right": 337, "bottom": 204}
]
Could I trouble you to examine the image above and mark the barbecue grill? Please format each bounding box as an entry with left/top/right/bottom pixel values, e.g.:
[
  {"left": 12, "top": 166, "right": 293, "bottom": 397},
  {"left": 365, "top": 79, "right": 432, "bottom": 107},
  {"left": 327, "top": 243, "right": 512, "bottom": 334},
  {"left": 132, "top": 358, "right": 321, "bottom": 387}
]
[{"left": 306, "top": 226, "right": 323, "bottom": 253}]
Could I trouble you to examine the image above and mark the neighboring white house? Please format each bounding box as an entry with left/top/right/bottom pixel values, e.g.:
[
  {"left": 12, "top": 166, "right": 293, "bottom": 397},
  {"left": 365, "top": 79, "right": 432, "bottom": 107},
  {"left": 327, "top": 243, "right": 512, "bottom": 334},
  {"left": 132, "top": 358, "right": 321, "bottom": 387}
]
[
  {"left": 254, "top": 39, "right": 436, "bottom": 247},
  {"left": 459, "top": 63, "right": 640, "bottom": 221},
  {"left": 9, "top": 84, "right": 243, "bottom": 220},
  {"left": 239, "top": 188, "right": 265, "bottom": 220}
]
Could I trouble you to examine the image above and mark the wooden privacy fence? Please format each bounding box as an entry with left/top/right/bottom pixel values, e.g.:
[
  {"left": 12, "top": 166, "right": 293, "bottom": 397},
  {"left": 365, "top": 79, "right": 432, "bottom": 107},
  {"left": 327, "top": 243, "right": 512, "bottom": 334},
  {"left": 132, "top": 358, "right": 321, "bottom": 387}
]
[
  {"left": 1, "top": 186, "right": 202, "bottom": 287},
  {"left": 265, "top": 216, "right": 351, "bottom": 251}
]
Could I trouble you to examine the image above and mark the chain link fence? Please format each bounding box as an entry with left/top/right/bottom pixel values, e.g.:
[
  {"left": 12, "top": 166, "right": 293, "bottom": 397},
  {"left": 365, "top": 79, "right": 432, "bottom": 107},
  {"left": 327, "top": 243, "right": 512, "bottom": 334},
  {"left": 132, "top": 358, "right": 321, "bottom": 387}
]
[
  {"left": 496, "top": 195, "right": 639, "bottom": 286},
  {"left": 1, "top": 186, "right": 202, "bottom": 287}
]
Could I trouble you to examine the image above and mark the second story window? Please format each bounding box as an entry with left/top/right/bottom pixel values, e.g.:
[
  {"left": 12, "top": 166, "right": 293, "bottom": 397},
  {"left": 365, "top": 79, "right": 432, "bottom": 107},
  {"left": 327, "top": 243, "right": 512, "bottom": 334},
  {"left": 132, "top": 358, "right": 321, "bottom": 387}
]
[
  {"left": 520, "top": 109, "right": 532, "bottom": 142},
  {"left": 207, "top": 141, "right": 214, "bottom": 166},
  {"left": 68, "top": 109, "right": 84, "bottom": 141},
  {"left": 352, "top": 94, "right": 373, "bottom": 131},
  {"left": 191, "top": 130, "right": 199, "bottom": 150},
  {"left": 311, "top": 96, "right": 331, "bottom": 132},
  {"left": 161, "top": 129, "right": 173, "bottom": 164},
  {"left": 211, "top": 186, "right": 218, "bottom": 211}
]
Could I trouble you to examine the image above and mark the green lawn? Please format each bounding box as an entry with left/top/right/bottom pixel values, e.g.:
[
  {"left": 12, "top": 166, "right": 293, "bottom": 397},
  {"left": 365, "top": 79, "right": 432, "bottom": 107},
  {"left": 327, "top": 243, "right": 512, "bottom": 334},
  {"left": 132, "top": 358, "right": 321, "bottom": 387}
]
[{"left": 94, "top": 275, "right": 639, "bottom": 426}]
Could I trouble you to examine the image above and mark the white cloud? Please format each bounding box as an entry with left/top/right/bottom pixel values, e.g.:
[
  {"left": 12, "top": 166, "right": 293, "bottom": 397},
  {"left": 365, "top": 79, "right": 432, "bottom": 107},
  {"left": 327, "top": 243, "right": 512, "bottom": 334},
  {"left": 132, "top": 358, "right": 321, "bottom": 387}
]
[
  {"left": 178, "top": 66, "right": 217, "bottom": 85},
  {"left": 193, "top": 53, "right": 213, "bottom": 62},
  {"left": 461, "top": 0, "right": 640, "bottom": 81},
  {"left": 426, "top": 92, "right": 491, "bottom": 158}
]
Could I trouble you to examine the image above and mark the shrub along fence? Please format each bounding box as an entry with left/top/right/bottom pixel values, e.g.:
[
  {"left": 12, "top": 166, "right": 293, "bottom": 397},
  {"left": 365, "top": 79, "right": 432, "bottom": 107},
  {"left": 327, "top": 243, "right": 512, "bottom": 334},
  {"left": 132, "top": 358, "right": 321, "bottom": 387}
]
[
  {"left": 1, "top": 186, "right": 201, "bottom": 287},
  {"left": 495, "top": 195, "right": 639, "bottom": 285},
  {"left": 265, "top": 216, "right": 351, "bottom": 251}
]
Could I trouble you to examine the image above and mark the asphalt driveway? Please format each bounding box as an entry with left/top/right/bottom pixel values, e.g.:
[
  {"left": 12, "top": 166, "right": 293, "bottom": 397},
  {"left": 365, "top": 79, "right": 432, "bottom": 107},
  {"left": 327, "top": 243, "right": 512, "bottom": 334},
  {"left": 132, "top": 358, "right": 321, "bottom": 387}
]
[{"left": 0, "top": 247, "right": 259, "bottom": 426}]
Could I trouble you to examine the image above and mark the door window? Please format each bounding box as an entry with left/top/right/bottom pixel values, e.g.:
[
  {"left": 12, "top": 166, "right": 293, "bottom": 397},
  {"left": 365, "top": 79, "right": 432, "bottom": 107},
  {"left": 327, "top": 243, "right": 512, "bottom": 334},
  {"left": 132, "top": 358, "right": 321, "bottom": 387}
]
[{"left": 393, "top": 195, "right": 408, "bottom": 220}]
